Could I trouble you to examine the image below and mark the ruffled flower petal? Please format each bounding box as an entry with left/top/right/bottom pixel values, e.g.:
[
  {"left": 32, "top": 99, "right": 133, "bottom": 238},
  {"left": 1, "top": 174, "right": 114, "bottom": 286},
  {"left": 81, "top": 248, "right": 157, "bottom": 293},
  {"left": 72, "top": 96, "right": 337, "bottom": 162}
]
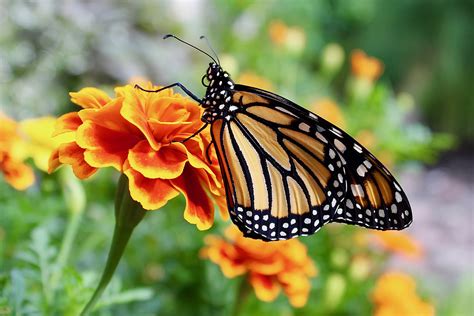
[
  {"left": 128, "top": 141, "right": 187, "bottom": 179},
  {"left": 124, "top": 164, "right": 180, "bottom": 210},
  {"left": 120, "top": 86, "right": 162, "bottom": 150},
  {"left": 250, "top": 272, "right": 281, "bottom": 302},
  {"left": 171, "top": 166, "right": 214, "bottom": 230},
  {"left": 202, "top": 227, "right": 316, "bottom": 307},
  {"left": 1, "top": 157, "right": 35, "bottom": 190},
  {"left": 0, "top": 113, "right": 35, "bottom": 190},
  {"left": 70, "top": 87, "right": 112, "bottom": 109},
  {"left": 58, "top": 142, "right": 97, "bottom": 179},
  {"left": 52, "top": 112, "right": 83, "bottom": 137},
  {"left": 76, "top": 100, "right": 141, "bottom": 170}
]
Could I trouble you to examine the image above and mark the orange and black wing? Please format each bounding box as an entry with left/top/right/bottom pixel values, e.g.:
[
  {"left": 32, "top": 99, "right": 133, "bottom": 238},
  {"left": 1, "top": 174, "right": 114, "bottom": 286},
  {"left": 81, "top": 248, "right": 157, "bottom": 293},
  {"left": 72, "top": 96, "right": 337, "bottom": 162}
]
[{"left": 211, "top": 84, "right": 412, "bottom": 241}]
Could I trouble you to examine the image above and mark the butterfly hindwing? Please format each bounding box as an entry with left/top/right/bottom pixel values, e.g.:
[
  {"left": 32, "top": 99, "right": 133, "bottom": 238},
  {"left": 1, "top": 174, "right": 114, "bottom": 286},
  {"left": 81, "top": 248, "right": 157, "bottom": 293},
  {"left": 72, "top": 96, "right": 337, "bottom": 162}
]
[{"left": 211, "top": 84, "right": 412, "bottom": 241}]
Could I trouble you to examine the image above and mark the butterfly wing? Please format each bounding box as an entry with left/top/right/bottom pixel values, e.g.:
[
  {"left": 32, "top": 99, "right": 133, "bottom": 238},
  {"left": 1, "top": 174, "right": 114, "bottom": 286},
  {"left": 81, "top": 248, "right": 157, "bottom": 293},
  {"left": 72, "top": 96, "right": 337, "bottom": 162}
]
[{"left": 211, "top": 84, "right": 412, "bottom": 241}]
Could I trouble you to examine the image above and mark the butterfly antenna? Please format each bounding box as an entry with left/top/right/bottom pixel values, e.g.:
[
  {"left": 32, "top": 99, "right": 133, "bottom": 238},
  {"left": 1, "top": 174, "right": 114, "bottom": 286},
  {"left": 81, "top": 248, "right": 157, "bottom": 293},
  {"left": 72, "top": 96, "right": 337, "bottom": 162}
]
[
  {"left": 163, "top": 34, "right": 218, "bottom": 64},
  {"left": 200, "top": 35, "right": 221, "bottom": 65}
]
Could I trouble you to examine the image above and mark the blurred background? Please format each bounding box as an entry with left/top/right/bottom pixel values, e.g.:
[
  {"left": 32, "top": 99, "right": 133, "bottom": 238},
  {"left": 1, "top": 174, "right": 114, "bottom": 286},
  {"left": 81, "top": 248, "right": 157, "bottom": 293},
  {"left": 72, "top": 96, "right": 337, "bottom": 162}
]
[{"left": 0, "top": 0, "right": 472, "bottom": 315}]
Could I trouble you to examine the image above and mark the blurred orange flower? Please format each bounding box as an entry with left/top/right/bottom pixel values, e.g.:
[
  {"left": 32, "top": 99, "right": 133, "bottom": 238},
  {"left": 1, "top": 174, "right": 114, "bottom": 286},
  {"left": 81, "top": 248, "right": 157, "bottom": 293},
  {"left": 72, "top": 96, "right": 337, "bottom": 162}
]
[
  {"left": 268, "top": 20, "right": 306, "bottom": 53},
  {"left": 238, "top": 72, "right": 274, "bottom": 92},
  {"left": 49, "top": 83, "right": 226, "bottom": 230},
  {"left": 371, "top": 231, "right": 423, "bottom": 260},
  {"left": 269, "top": 20, "right": 288, "bottom": 46},
  {"left": 351, "top": 50, "right": 384, "bottom": 82},
  {"left": 311, "top": 98, "right": 346, "bottom": 129},
  {"left": 372, "top": 272, "right": 435, "bottom": 316},
  {"left": 201, "top": 226, "right": 317, "bottom": 307},
  {"left": 0, "top": 113, "right": 35, "bottom": 190}
]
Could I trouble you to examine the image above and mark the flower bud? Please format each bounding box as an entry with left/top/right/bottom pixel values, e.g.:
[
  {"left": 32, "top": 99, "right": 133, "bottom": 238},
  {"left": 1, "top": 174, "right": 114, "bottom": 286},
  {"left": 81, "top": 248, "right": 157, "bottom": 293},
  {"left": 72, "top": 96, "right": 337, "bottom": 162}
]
[
  {"left": 321, "top": 43, "right": 345, "bottom": 76},
  {"left": 324, "top": 273, "right": 346, "bottom": 309}
]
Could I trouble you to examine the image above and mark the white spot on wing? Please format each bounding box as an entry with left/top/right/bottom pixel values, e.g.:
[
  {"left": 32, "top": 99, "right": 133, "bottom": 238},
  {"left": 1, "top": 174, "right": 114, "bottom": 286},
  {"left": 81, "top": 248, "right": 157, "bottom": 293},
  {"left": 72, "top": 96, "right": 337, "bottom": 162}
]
[
  {"left": 351, "top": 184, "right": 365, "bottom": 197},
  {"left": 357, "top": 164, "right": 368, "bottom": 177},
  {"left": 299, "top": 122, "right": 310, "bottom": 132},
  {"left": 276, "top": 107, "right": 297, "bottom": 117},
  {"left": 331, "top": 127, "right": 343, "bottom": 137},
  {"left": 334, "top": 139, "right": 347, "bottom": 152},
  {"left": 353, "top": 143, "right": 363, "bottom": 153},
  {"left": 316, "top": 132, "right": 327, "bottom": 143}
]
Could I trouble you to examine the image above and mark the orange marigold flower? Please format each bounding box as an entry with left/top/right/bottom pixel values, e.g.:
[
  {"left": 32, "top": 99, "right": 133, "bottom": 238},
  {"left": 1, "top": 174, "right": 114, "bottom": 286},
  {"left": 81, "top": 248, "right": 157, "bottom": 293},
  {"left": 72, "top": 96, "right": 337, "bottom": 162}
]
[
  {"left": 268, "top": 20, "right": 306, "bottom": 53},
  {"left": 268, "top": 20, "right": 288, "bottom": 46},
  {"left": 372, "top": 272, "right": 435, "bottom": 316},
  {"left": 201, "top": 226, "right": 317, "bottom": 307},
  {"left": 371, "top": 231, "right": 423, "bottom": 260},
  {"left": 311, "top": 98, "right": 346, "bottom": 129},
  {"left": 0, "top": 113, "right": 35, "bottom": 190},
  {"left": 49, "top": 83, "right": 226, "bottom": 230},
  {"left": 351, "top": 50, "right": 384, "bottom": 82}
]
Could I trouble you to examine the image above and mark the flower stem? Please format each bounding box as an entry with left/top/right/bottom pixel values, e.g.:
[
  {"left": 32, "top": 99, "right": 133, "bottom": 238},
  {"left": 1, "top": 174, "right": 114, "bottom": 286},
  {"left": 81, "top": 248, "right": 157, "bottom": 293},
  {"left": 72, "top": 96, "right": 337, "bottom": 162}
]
[
  {"left": 49, "top": 168, "right": 86, "bottom": 303},
  {"left": 231, "top": 277, "right": 251, "bottom": 316},
  {"left": 80, "top": 174, "right": 146, "bottom": 315}
]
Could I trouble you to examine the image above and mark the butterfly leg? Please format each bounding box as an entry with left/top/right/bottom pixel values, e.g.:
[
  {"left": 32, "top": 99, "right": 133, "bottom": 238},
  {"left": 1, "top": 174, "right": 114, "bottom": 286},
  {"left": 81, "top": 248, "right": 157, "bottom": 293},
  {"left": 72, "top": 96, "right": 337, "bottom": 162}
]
[
  {"left": 179, "top": 123, "right": 209, "bottom": 144},
  {"left": 205, "top": 140, "right": 214, "bottom": 164},
  {"left": 134, "top": 82, "right": 202, "bottom": 103}
]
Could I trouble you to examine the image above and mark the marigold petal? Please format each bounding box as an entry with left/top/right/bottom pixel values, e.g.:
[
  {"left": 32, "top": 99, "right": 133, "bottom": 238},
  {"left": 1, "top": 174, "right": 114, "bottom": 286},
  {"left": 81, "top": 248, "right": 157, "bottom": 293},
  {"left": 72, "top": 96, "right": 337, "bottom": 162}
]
[
  {"left": 77, "top": 98, "right": 141, "bottom": 136},
  {"left": 120, "top": 86, "right": 161, "bottom": 150},
  {"left": 128, "top": 141, "right": 187, "bottom": 179},
  {"left": 287, "top": 289, "right": 310, "bottom": 308},
  {"left": 58, "top": 142, "right": 97, "bottom": 179},
  {"left": 19, "top": 116, "right": 62, "bottom": 172},
  {"left": 124, "top": 164, "right": 180, "bottom": 210},
  {"left": 372, "top": 231, "right": 423, "bottom": 259},
  {"left": 247, "top": 256, "right": 285, "bottom": 275},
  {"left": 1, "top": 158, "right": 35, "bottom": 190},
  {"left": 184, "top": 137, "right": 221, "bottom": 188},
  {"left": 250, "top": 272, "right": 281, "bottom": 302},
  {"left": 171, "top": 166, "right": 214, "bottom": 230},
  {"left": 351, "top": 49, "right": 384, "bottom": 81},
  {"left": 77, "top": 100, "right": 143, "bottom": 170},
  {"left": 48, "top": 148, "right": 61, "bottom": 173},
  {"left": 70, "top": 87, "right": 111, "bottom": 109},
  {"left": 52, "top": 112, "right": 82, "bottom": 137},
  {"left": 76, "top": 122, "right": 129, "bottom": 171},
  {"left": 202, "top": 238, "right": 247, "bottom": 278}
]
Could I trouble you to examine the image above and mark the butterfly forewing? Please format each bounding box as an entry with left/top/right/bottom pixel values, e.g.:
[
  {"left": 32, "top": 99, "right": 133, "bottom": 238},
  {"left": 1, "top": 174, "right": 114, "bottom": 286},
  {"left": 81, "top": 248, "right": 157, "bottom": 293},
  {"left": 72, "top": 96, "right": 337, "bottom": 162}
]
[{"left": 210, "top": 84, "right": 412, "bottom": 241}]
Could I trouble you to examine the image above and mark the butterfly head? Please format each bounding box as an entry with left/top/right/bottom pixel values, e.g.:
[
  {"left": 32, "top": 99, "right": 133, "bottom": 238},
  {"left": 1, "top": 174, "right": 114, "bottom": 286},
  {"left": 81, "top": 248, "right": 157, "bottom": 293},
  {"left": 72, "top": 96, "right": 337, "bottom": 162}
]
[
  {"left": 201, "top": 63, "right": 235, "bottom": 113},
  {"left": 203, "top": 63, "right": 235, "bottom": 89}
]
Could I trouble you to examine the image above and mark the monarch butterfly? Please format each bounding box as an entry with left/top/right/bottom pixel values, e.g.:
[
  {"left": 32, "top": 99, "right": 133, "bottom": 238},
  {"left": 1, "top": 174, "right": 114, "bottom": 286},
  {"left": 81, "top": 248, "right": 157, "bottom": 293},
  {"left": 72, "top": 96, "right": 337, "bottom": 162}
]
[{"left": 137, "top": 35, "right": 413, "bottom": 241}]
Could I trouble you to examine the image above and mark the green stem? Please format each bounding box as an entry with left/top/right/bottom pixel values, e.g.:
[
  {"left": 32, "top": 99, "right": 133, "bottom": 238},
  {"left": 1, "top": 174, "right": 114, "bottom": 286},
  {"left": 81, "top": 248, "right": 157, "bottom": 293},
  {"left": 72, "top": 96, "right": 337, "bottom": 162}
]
[
  {"left": 80, "top": 174, "right": 146, "bottom": 315},
  {"left": 49, "top": 209, "right": 82, "bottom": 296},
  {"left": 231, "top": 277, "right": 251, "bottom": 316},
  {"left": 49, "top": 168, "right": 86, "bottom": 303}
]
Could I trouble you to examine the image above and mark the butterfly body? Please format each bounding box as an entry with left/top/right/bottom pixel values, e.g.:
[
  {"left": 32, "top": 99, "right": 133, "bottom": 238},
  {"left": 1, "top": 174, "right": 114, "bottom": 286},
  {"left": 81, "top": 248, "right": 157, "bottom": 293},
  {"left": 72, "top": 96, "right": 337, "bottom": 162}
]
[{"left": 197, "top": 62, "right": 412, "bottom": 241}]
